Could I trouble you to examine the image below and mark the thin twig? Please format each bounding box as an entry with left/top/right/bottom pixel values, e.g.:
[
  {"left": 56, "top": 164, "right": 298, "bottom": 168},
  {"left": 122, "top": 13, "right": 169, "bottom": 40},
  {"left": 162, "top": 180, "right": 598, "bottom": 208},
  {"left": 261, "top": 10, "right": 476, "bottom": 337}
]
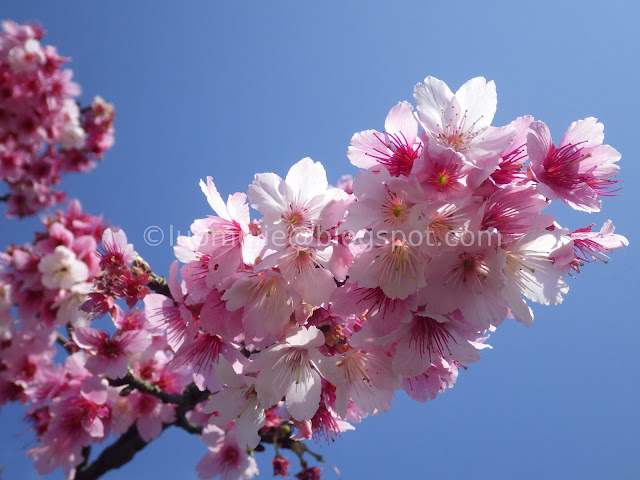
[
  {"left": 55, "top": 332, "right": 74, "bottom": 354},
  {"left": 108, "top": 369, "right": 183, "bottom": 404}
]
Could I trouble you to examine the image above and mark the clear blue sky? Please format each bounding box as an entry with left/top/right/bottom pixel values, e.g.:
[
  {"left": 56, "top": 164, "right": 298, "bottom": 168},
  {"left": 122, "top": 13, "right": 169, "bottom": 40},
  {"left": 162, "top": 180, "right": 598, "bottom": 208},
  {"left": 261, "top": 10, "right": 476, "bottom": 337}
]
[{"left": 1, "top": 1, "right": 639, "bottom": 479}]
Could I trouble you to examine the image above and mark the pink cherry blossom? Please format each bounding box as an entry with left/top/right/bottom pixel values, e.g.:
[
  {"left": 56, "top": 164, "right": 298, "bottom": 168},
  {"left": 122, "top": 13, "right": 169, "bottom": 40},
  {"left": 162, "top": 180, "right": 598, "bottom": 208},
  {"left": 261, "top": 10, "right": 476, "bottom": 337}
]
[
  {"left": 342, "top": 166, "right": 424, "bottom": 234},
  {"left": 99, "top": 227, "right": 137, "bottom": 270},
  {"left": 383, "top": 312, "right": 482, "bottom": 377},
  {"left": 490, "top": 115, "right": 533, "bottom": 185},
  {"left": 348, "top": 101, "right": 423, "bottom": 176},
  {"left": 335, "top": 174, "right": 353, "bottom": 194},
  {"left": 181, "top": 177, "right": 253, "bottom": 287},
  {"left": 528, "top": 118, "right": 621, "bottom": 212},
  {"left": 73, "top": 327, "right": 152, "bottom": 378},
  {"left": 257, "top": 244, "right": 336, "bottom": 306},
  {"left": 199, "top": 287, "right": 244, "bottom": 340},
  {"left": 248, "top": 157, "right": 349, "bottom": 250},
  {"left": 0, "top": 22, "right": 114, "bottom": 218},
  {"left": 330, "top": 282, "right": 416, "bottom": 337},
  {"left": 222, "top": 269, "right": 298, "bottom": 340},
  {"left": 401, "top": 357, "right": 458, "bottom": 403},
  {"left": 412, "top": 142, "right": 472, "bottom": 201},
  {"left": 481, "top": 184, "right": 554, "bottom": 240},
  {"left": 144, "top": 261, "right": 197, "bottom": 351},
  {"left": 414, "top": 76, "right": 516, "bottom": 165},
  {"left": 296, "top": 466, "right": 323, "bottom": 480},
  {"left": 203, "top": 373, "right": 265, "bottom": 450},
  {"left": 309, "top": 401, "right": 355, "bottom": 442},
  {"left": 170, "top": 332, "right": 244, "bottom": 392},
  {"left": 27, "top": 376, "right": 111, "bottom": 477},
  {"left": 112, "top": 390, "right": 175, "bottom": 442},
  {"left": 37, "top": 245, "right": 89, "bottom": 290},
  {"left": 568, "top": 220, "right": 628, "bottom": 272},
  {"left": 319, "top": 335, "right": 399, "bottom": 418},
  {"left": 250, "top": 327, "right": 326, "bottom": 421},
  {"left": 502, "top": 228, "right": 574, "bottom": 326},
  {"left": 0, "top": 53, "right": 630, "bottom": 480},
  {"left": 196, "top": 426, "right": 259, "bottom": 480},
  {"left": 421, "top": 231, "right": 507, "bottom": 329},
  {"left": 272, "top": 456, "right": 290, "bottom": 477},
  {"left": 348, "top": 234, "right": 428, "bottom": 300}
]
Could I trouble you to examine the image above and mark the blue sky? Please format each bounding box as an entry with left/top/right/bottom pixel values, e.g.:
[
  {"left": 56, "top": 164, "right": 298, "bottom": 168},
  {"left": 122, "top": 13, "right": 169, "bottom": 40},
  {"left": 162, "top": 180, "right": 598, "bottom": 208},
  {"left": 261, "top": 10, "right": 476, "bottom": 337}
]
[{"left": 1, "top": 1, "right": 639, "bottom": 479}]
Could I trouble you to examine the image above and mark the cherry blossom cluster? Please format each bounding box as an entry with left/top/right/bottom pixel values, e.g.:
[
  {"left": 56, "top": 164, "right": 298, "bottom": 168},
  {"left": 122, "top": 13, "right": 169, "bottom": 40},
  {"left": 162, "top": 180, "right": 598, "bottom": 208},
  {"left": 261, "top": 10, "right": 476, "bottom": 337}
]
[
  {"left": 0, "top": 210, "right": 306, "bottom": 479},
  {"left": 0, "top": 205, "right": 194, "bottom": 478},
  {"left": 0, "top": 200, "right": 104, "bottom": 469},
  {"left": 0, "top": 33, "right": 630, "bottom": 480},
  {"left": 0, "top": 20, "right": 114, "bottom": 218},
  {"left": 144, "top": 76, "right": 626, "bottom": 478}
]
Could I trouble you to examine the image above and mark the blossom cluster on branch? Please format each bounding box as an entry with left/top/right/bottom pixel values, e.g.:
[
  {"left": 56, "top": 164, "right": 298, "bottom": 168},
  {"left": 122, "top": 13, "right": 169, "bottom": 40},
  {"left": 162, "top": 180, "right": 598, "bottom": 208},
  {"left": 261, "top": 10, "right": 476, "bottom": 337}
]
[
  {"left": 0, "top": 20, "right": 114, "bottom": 217},
  {"left": 0, "top": 20, "right": 629, "bottom": 480}
]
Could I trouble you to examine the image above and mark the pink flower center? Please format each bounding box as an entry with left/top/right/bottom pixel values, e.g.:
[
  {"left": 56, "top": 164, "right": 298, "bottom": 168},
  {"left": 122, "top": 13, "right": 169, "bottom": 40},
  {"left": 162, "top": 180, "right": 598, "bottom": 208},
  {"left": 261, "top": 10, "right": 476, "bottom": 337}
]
[
  {"left": 543, "top": 143, "right": 620, "bottom": 196},
  {"left": 98, "top": 337, "right": 122, "bottom": 358},
  {"left": 440, "top": 132, "right": 467, "bottom": 150},
  {"left": 544, "top": 143, "right": 588, "bottom": 189},
  {"left": 369, "top": 132, "right": 420, "bottom": 176},
  {"left": 436, "top": 109, "right": 484, "bottom": 152},
  {"left": 137, "top": 394, "right": 156, "bottom": 415},
  {"left": 335, "top": 351, "right": 371, "bottom": 384},
  {"left": 19, "top": 358, "right": 37, "bottom": 379},
  {"left": 282, "top": 203, "right": 312, "bottom": 234},
  {"left": 410, "top": 316, "right": 456, "bottom": 359},
  {"left": 492, "top": 144, "right": 527, "bottom": 184},
  {"left": 381, "top": 190, "right": 408, "bottom": 225},
  {"left": 220, "top": 444, "right": 240, "bottom": 467},
  {"left": 446, "top": 252, "right": 490, "bottom": 294},
  {"left": 425, "top": 161, "right": 464, "bottom": 193},
  {"left": 121, "top": 310, "right": 145, "bottom": 330},
  {"left": 357, "top": 287, "right": 399, "bottom": 317},
  {"left": 181, "top": 333, "right": 223, "bottom": 374}
]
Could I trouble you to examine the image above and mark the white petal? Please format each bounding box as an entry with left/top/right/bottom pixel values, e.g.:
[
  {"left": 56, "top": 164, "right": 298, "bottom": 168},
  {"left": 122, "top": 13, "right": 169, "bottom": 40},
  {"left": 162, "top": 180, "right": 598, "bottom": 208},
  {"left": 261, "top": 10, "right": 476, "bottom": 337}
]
[
  {"left": 466, "top": 125, "right": 516, "bottom": 164},
  {"left": 234, "top": 398, "right": 265, "bottom": 450},
  {"left": 285, "top": 157, "right": 328, "bottom": 204},
  {"left": 200, "top": 177, "right": 230, "bottom": 220},
  {"left": 384, "top": 101, "right": 418, "bottom": 142},
  {"left": 248, "top": 172, "right": 290, "bottom": 220},
  {"left": 414, "top": 76, "right": 454, "bottom": 133},
  {"left": 226, "top": 192, "right": 250, "bottom": 226},
  {"left": 561, "top": 117, "right": 604, "bottom": 148},
  {"left": 455, "top": 77, "right": 496, "bottom": 129},
  {"left": 504, "top": 281, "right": 534, "bottom": 327},
  {"left": 285, "top": 367, "right": 321, "bottom": 421},
  {"left": 347, "top": 130, "right": 388, "bottom": 169}
]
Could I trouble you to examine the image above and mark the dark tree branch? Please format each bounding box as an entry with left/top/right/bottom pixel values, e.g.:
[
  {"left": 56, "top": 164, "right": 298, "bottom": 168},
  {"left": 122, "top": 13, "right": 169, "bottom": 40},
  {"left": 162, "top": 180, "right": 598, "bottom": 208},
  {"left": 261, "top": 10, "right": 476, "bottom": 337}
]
[
  {"left": 147, "top": 272, "right": 172, "bottom": 298},
  {"left": 133, "top": 256, "right": 173, "bottom": 299},
  {"left": 74, "top": 382, "right": 210, "bottom": 480},
  {"left": 77, "top": 446, "right": 91, "bottom": 471},
  {"left": 73, "top": 373, "right": 326, "bottom": 480},
  {"left": 0, "top": 193, "right": 9, "bottom": 202},
  {"left": 173, "top": 383, "right": 209, "bottom": 435},
  {"left": 72, "top": 258, "right": 211, "bottom": 479},
  {"left": 74, "top": 422, "right": 150, "bottom": 480},
  {"left": 109, "top": 369, "right": 183, "bottom": 404}
]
